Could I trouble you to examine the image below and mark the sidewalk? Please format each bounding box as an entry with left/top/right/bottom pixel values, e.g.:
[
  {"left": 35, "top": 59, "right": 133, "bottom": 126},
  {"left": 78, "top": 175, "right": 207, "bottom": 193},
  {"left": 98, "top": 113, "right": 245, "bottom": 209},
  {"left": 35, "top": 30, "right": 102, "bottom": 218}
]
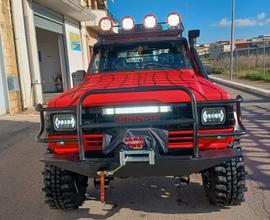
[
  {"left": 0, "top": 113, "right": 39, "bottom": 153},
  {"left": 210, "top": 74, "right": 270, "bottom": 97}
]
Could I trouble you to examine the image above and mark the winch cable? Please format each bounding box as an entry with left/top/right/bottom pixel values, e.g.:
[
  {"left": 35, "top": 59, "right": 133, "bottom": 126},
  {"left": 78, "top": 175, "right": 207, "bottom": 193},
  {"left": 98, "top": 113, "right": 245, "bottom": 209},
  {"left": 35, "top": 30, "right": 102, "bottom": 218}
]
[{"left": 97, "top": 156, "right": 128, "bottom": 203}]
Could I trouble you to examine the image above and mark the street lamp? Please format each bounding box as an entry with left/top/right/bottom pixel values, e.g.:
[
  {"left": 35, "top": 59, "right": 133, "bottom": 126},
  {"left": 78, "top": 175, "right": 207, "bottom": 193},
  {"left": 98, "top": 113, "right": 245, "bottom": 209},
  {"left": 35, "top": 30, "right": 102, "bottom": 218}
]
[{"left": 229, "top": 0, "right": 235, "bottom": 80}]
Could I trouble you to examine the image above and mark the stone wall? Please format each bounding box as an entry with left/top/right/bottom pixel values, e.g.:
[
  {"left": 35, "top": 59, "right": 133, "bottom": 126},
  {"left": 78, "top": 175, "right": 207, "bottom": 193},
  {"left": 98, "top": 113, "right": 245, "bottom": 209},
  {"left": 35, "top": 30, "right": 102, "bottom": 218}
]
[{"left": 0, "top": 0, "right": 22, "bottom": 114}]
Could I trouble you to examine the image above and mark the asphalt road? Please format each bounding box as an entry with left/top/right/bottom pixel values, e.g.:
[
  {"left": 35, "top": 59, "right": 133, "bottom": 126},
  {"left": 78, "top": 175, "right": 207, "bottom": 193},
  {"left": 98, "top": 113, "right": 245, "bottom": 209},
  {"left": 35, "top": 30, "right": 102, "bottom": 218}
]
[{"left": 0, "top": 85, "right": 270, "bottom": 220}]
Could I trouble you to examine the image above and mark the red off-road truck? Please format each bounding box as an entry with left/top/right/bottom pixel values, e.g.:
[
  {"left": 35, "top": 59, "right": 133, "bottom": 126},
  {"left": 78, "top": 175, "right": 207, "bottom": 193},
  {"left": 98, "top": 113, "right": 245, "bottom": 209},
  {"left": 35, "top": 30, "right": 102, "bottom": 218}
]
[{"left": 36, "top": 14, "right": 246, "bottom": 210}]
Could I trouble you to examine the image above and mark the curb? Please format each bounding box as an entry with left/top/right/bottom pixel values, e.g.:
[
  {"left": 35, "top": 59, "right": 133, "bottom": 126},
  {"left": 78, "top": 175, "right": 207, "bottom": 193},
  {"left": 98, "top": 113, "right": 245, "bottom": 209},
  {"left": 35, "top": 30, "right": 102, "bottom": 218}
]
[{"left": 209, "top": 76, "right": 270, "bottom": 98}]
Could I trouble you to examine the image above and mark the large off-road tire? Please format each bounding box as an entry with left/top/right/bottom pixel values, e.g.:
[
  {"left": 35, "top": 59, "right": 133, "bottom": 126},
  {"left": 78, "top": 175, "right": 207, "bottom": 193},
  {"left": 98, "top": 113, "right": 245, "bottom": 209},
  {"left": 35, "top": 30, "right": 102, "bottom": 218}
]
[
  {"left": 202, "top": 155, "right": 246, "bottom": 207},
  {"left": 42, "top": 165, "right": 88, "bottom": 210}
]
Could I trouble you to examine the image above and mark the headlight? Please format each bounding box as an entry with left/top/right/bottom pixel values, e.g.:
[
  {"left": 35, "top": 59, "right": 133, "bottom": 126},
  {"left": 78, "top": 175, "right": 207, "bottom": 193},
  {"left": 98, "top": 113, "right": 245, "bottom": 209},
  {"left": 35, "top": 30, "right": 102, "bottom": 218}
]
[
  {"left": 53, "top": 114, "right": 76, "bottom": 131},
  {"left": 201, "top": 108, "right": 225, "bottom": 125},
  {"left": 102, "top": 105, "right": 172, "bottom": 115}
]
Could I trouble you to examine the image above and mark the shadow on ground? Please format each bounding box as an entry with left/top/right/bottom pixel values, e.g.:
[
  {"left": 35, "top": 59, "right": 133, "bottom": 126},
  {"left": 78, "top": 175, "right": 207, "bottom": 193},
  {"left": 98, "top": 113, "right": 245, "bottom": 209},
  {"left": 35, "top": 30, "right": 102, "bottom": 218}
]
[
  {"left": 241, "top": 100, "right": 270, "bottom": 191},
  {"left": 54, "top": 176, "right": 226, "bottom": 219}
]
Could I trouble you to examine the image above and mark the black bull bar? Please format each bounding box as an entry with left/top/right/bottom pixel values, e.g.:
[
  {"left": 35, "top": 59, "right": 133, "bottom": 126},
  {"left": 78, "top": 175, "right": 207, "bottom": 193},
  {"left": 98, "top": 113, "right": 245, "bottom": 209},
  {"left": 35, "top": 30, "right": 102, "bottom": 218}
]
[{"left": 36, "top": 86, "right": 246, "bottom": 176}]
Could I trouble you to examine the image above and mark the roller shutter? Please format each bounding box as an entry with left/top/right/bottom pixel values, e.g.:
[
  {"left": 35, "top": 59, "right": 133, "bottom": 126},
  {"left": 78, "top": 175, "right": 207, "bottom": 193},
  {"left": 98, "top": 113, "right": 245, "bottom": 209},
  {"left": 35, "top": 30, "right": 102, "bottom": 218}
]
[{"left": 33, "top": 3, "right": 64, "bottom": 34}]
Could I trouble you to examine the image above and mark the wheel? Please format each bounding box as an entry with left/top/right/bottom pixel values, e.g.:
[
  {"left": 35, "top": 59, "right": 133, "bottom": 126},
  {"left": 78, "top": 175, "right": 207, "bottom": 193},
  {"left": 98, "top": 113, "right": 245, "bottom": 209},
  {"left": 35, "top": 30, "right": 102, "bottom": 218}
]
[
  {"left": 202, "top": 155, "right": 246, "bottom": 207},
  {"left": 42, "top": 165, "right": 88, "bottom": 210}
]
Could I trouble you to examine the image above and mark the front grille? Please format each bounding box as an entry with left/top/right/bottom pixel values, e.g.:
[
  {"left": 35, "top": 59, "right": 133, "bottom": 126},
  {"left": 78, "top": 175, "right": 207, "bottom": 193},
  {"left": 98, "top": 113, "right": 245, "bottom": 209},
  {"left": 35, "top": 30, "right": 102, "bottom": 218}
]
[
  {"left": 82, "top": 103, "right": 192, "bottom": 132},
  {"left": 168, "top": 130, "right": 193, "bottom": 148},
  {"left": 81, "top": 103, "right": 234, "bottom": 132},
  {"left": 47, "top": 103, "right": 235, "bottom": 135},
  {"left": 83, "top": 130, "right": 195, "bottom": 152},
  {"left": 84, "top": 134, "right": 103, "bottom": 151}
]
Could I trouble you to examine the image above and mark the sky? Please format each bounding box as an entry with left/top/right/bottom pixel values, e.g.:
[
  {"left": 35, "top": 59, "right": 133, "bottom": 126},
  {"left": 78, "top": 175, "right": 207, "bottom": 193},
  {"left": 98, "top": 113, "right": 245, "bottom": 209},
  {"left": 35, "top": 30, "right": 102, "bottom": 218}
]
[{"left": 108, "top": 0, "right": 270, "bottom": 44}]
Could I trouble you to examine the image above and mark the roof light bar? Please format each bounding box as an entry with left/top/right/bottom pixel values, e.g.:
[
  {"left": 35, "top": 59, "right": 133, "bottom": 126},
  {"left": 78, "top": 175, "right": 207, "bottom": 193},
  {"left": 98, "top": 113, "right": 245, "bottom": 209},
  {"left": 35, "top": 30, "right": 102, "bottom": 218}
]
[
  {"left": 99, "top": 17, "right": 113, "bottom": 32},
  {"left": 167, "top": 13, "right": 182, "bottom": 28},
  {"left": 121, "top": 16, "right": 135, "bottom": 31},
  {"left": 143, "top": 14, "right": 158, "bottom": 29}
]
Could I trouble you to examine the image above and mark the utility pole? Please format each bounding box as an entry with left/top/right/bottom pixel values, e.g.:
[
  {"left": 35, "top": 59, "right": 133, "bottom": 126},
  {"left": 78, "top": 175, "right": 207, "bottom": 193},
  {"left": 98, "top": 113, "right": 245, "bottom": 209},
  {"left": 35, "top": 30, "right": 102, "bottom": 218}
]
[
  {"left": 263, "top": 36, "right": 266, "bottom": 77},
  {"left": 229, "top": 0, "right": 235, "bottom": 80}
]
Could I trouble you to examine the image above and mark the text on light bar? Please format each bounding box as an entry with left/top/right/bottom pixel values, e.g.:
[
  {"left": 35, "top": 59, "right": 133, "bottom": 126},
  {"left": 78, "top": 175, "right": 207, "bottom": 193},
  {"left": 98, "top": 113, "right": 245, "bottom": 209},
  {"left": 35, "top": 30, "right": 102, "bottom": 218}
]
[{"left": 103, "top": 105, "right": 172, "bottom": 115}]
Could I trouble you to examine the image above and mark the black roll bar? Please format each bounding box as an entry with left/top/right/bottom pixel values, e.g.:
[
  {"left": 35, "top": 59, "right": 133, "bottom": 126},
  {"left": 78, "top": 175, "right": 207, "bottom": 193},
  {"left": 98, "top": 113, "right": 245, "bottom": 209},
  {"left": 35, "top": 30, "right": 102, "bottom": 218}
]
[
  {"left": 76, "top": 86, "right": 199, "bottom": 160},
  {"left": 36, "top": 86, "right": 246, "bottom": 161}
]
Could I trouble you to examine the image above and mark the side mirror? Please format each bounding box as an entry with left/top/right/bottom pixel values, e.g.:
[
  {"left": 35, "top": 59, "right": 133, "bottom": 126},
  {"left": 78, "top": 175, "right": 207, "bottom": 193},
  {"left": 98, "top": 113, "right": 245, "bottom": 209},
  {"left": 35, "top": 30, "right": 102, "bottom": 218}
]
[
  {"left": 72, "top": 70, "right": 86, "bottom": 86},
  {"left": 203, "top": 64, "right": 212, "bottom": 75}
]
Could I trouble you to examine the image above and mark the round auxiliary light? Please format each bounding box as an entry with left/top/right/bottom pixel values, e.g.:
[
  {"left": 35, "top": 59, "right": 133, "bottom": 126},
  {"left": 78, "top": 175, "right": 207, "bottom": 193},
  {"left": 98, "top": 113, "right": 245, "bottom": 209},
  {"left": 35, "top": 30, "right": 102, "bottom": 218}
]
[
  {"left": 99, "top": 17, "right": 113, "bottom": 32},
  {"left": 167, "top": 12, "right": 182, "bottom": 28},
  {"left": 121, "top": 16, "right": 135, "bottom": 31},
  {"left": 143, "top": 14, "right": 158, "bottom": 29}
]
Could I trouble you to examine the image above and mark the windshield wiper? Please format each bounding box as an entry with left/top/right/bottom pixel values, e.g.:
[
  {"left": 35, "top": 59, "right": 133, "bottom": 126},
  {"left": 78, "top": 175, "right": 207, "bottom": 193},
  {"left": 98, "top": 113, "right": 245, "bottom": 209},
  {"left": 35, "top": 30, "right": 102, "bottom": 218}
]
[
  {"left": 99, "top": 67, "right": 118, "bottom": 72},
  {"left": 143, "top": 63, "right": 181, "bottom": 70},
  {"left": 98, "top": 67, "right": 138, "bottom": 73}
]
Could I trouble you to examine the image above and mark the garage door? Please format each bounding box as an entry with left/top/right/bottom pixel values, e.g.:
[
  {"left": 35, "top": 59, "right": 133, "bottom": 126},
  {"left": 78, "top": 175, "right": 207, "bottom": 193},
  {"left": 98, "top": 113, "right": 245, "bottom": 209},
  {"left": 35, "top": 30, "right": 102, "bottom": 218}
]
[{"left": 33, "top": 3, "right": 64, "bottom": 34}]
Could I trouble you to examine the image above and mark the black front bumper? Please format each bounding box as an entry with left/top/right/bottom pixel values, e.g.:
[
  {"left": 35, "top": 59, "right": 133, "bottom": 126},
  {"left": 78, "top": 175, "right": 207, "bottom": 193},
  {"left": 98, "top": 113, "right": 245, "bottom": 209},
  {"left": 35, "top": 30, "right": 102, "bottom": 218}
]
[{"left": 42, "top": 148, "right": 242, "bottom": 178}]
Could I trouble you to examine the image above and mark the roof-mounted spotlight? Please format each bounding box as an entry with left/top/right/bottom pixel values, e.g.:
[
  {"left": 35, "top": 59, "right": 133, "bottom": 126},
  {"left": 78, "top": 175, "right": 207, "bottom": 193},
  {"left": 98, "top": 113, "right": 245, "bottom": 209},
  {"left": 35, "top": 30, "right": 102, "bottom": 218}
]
[
  {"left": 167, "top": 13, "right": 182, "bottom": 28},
  {"left": 143, "top": 14, "right": 158, "bottom": 29},
  {"left": 121, "top": 16, "right": 135, "bottom": 31},
  {"left": 99, "top": 17, "right": 113, "bottom": 32}
]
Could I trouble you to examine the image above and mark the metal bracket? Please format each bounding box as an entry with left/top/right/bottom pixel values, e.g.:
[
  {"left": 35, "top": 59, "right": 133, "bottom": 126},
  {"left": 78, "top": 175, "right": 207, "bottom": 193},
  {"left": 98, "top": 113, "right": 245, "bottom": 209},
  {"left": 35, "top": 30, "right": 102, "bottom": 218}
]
[
  {"left": 119, "top": 150, "right": 155, "bottom": 166},
  {"left": 174, "top": 176, "right": 191, "bottom": 188}
]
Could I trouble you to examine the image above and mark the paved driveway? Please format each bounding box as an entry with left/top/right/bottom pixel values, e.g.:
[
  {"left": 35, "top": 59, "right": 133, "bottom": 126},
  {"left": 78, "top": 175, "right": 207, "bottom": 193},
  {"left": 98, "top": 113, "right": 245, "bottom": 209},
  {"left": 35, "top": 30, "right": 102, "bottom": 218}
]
[{"left": 0, "top": 85, "right": 269, "bottom": 220}]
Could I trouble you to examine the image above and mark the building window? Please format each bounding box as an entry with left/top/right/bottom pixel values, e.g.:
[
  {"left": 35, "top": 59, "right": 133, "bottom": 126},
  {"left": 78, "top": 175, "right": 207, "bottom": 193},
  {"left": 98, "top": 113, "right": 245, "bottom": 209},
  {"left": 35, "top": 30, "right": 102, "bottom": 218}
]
[{"left": 96, "top": 0, "right": 106, "bottom": 10}]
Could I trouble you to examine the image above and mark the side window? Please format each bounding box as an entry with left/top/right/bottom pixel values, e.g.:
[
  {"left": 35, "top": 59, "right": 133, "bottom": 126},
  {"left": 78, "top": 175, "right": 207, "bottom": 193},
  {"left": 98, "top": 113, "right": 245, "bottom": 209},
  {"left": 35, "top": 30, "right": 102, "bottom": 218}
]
[{"left": 176, "top": 44, "right": 193, "bottom": 69}]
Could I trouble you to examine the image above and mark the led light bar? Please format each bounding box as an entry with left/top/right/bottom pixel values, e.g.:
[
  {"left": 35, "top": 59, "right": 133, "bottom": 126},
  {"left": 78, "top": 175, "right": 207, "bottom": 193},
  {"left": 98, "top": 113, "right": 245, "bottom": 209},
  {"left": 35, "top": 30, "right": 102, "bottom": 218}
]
[
  {"left": 167, "top": 13, "right": 181, "bottom": 28},
  {"left": 102, "top": 105, "right": 172, "bottom": 115},
  {"left": 143, "top": 14, "right": 158, "bottom": 29},
  {"left": 99, "top": 17, "right": 113, "bottom": 32},
  {"left": 121, "top": 16, "right": 135, "bottom": 31},
  {"left": 53, "top": 114, "right": 76, "bottom": 131},
  {"left": 202, "top": 108, "right": 226, "bottom": 125}
]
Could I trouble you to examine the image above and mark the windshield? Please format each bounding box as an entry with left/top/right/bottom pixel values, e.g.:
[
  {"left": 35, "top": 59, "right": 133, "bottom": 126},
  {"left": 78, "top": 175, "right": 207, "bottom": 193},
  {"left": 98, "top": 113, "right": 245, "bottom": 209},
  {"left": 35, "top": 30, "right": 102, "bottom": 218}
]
[{"left": 89, "top": 40, "right": 193, "bottom": 74}]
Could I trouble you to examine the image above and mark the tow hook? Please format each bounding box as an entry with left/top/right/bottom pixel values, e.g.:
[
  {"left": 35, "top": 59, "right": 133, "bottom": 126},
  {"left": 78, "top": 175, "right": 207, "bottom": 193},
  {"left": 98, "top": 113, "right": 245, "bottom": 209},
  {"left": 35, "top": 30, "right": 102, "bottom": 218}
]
[
  {"left": 96, "top": 162, "right": 126, "bottom": 203},
  {"left": 96, "top": 150, "right": 155, "bottom": 203},
  {"left": 97, "top": 171, "right": 106, "bottom": 203}
]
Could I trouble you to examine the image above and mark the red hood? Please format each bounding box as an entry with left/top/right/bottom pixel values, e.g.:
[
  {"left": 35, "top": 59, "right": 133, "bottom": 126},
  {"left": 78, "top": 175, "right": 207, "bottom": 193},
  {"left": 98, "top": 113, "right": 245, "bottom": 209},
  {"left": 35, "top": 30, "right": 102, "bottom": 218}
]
[{"left": 48, "top": 70, "right": 231, "bottom": 108}]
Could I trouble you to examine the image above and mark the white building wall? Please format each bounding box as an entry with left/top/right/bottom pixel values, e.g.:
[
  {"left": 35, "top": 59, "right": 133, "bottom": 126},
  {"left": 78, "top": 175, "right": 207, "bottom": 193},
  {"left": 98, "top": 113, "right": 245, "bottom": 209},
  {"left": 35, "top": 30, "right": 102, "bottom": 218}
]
[
  {"left": 64, "top": 17, "right": 84, "bottom": 87},
  {"left": 80, "top": 22, "right": 90, "bottom": 70},
  {"left": 22, "top": 0, "right": 43, "bottom": 104},
  {"left": 10, "top": 0, "right": 33, "bottom": 109}
]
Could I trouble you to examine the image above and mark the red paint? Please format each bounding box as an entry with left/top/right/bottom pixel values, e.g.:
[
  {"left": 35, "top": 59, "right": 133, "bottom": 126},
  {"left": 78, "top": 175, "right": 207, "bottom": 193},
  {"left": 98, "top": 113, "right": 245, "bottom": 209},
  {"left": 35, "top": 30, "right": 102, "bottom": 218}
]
[
  {"left": 48, "top": 69, "right": 231, "bottom": 108},
  {"left": 168, "top": 129, "right": 234, "bottom": 149},
  {"left": 48, "top": 128, "right": 234, "bottom": 154},
  {"left": 47, "top": 61, "right": 234, "bottom": 155},
  {"left": 48, "top": 134, "right": 103, "bottom": 154}
]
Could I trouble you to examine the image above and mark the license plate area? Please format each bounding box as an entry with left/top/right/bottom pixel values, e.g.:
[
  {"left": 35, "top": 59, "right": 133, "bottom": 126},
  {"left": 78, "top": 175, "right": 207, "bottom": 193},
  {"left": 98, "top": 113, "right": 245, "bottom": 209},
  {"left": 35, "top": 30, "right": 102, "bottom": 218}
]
[
  {"left": 119, "top": 150, "right": 155, "bottom": 166},
  {"left": 123, "top": 137, "right": 145, "bottom": 150}
]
